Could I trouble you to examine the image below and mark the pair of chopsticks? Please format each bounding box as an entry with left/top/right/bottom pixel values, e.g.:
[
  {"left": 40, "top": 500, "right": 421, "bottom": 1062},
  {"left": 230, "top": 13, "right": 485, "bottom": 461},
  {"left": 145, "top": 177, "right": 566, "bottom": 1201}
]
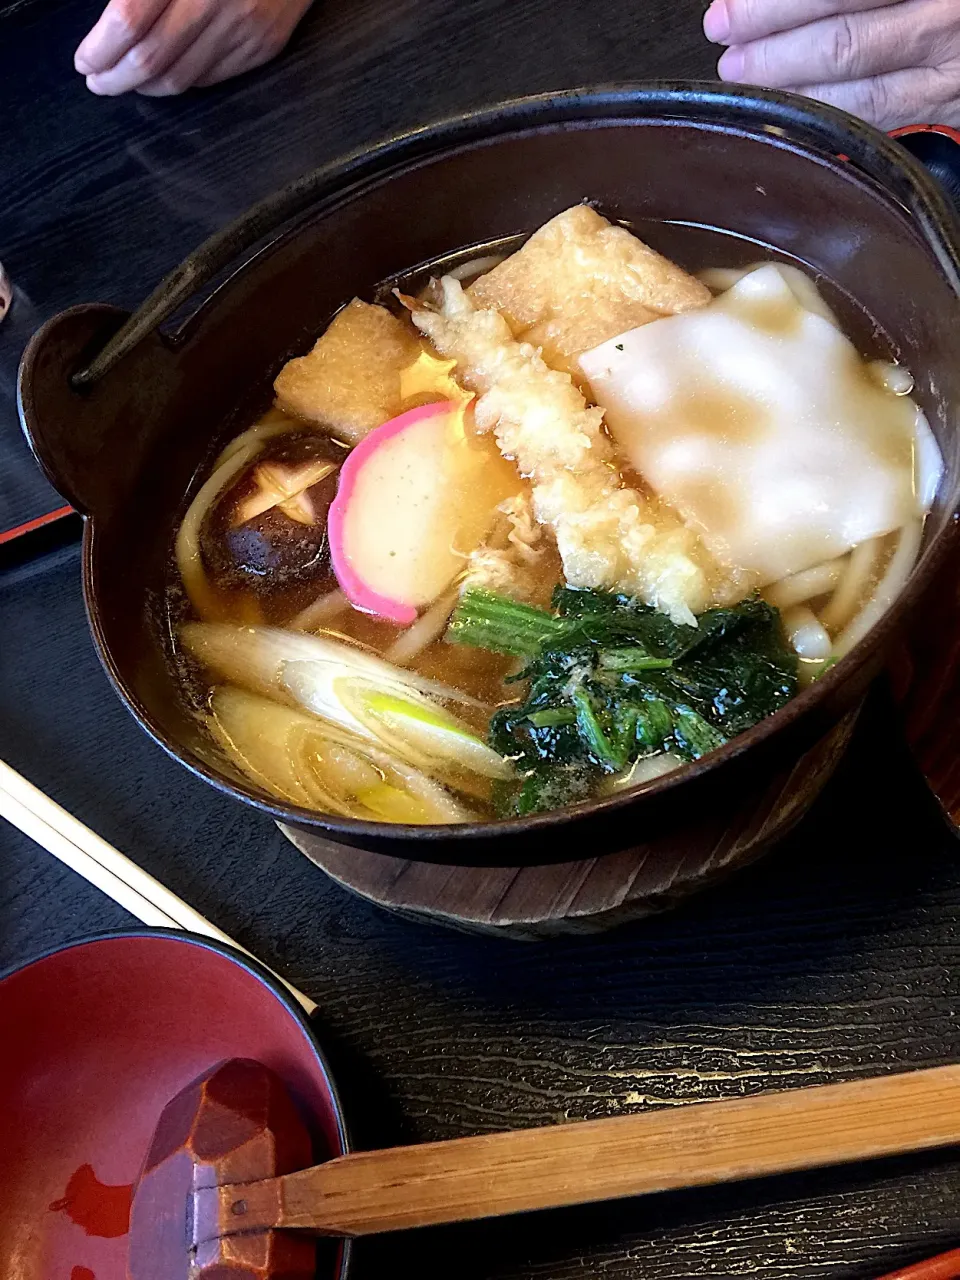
[{"left": 0, "top": 757, "right": 315, "bottom": 1015}]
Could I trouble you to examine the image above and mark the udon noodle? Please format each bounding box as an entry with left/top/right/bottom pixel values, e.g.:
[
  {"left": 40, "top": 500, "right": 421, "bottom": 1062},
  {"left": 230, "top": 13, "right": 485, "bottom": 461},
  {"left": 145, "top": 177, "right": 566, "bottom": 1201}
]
[{"left": 169, "top": 205, "right": 942, "bottom": 824}]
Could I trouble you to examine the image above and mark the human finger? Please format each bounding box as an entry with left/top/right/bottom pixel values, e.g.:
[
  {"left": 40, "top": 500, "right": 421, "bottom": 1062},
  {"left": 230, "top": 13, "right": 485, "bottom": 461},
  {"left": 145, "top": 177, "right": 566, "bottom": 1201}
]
[
  {"left": 75, "top": 0, "right": 171, "bottom": 74},
  {"left": 85, "top": 0, "right": 217, "bottom": 95},
  {"left": 130, "top": 10, "right": 241, "bottom": 94},
  {"left": 717, "top": 0, "right": 958, "bottom": 89},
  {"left": 190, "top": 37, "right": 275, "bottom": 86},
  {"left": 189, "top": 46, "right": 267, "bottom": 87},
  {"left": 791, "top": 65, "right": 960, "bottom": 129},
  {"left": 704, "top": 0, "right": 903, "bottom": 47},
  {"left": 191, "top": 0, "right": 312, "bottom": 87}
]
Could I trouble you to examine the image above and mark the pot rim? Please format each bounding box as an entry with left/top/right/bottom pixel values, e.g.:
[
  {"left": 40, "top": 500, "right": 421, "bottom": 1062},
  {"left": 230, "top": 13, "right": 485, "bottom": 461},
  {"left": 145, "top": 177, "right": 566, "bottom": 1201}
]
[
  {"left": 66, "top": 80, "right": 960, "bottom": 388},
  {"left": 27, "top": 81, "right": 960, "bottom": 849}
]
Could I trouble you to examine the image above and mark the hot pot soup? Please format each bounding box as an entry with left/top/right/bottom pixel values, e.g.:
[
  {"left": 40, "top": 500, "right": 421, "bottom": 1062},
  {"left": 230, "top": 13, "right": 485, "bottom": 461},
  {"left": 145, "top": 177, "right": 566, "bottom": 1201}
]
[{"left": 169, "top": 206, "right": 941, "bottom": 824}]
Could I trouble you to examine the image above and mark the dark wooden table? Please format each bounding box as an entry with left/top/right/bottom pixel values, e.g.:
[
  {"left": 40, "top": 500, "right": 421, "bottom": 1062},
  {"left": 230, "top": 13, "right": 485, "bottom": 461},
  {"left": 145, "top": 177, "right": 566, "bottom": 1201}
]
[{"left": 4, "top": 3, "right": 960, "bottom": 1277}]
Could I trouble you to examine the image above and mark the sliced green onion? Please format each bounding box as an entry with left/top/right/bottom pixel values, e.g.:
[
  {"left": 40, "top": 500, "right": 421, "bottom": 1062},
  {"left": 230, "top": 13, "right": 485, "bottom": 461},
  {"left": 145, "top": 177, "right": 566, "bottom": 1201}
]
[
  {"left": 209, "top": 687, "right": 317, "bottom": 807},
  {"left": 351, "top": 782, "right": 449, "bottom": 824},
  {"left": 180, "top": 623, "right": 485, "bottom": 708},
  {"left": 346, "top": 683, "right": 513, "bottom": 782}
]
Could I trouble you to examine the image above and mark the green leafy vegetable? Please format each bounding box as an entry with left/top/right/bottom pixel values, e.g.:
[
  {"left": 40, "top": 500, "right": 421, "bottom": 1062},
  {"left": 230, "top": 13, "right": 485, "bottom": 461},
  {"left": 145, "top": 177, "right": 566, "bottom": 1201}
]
[
  {"left": 598, "top": 650, "right": 675, "bottom": 673},
  {"left": 445, "top": 589, "right": 567, "bottom": 658},
  {"left": 448, "top": 586, "right": 798, "bottom": 816}
]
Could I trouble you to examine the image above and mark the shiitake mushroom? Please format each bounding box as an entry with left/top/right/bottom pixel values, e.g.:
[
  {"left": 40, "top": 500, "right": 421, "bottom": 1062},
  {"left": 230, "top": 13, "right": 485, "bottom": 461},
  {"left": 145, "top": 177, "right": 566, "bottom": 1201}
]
[{"left": 200, "top": 433, "right": 343, "bottom": 592}]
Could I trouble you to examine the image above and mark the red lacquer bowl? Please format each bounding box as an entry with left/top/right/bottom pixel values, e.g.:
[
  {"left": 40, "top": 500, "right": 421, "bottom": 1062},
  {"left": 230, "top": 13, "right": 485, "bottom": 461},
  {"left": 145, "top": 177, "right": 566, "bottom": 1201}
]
[{"left": 0, "top": 931, "right": 350, "bottom": 1280}]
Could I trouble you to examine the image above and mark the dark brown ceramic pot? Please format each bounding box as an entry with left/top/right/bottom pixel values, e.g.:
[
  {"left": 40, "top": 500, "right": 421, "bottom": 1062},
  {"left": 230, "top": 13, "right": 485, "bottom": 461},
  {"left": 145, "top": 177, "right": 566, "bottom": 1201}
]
[{"left": 17, "top": 84, "right": 960, "bottom": 866}]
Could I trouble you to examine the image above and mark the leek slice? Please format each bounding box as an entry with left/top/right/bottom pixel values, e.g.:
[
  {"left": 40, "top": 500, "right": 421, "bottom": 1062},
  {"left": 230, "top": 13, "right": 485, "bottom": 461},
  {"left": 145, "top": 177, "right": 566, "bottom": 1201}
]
[
  {"left": 283, "top": 664, "right": 511, "bottom": 787},
  {"left": 209, "top": 686, "right": 473, "bottom": 824},
  {"left": 180, "top": 623, "right": 485, "bottom": 707},
  {"left": 182, "top": 624, "right": 510, "bottom": 796},
  {"left": 354, "top": 687, "right": 509, "bottom": 781},
  {"left": 209, "top": 688, "right": 317, "bottom": 807}
]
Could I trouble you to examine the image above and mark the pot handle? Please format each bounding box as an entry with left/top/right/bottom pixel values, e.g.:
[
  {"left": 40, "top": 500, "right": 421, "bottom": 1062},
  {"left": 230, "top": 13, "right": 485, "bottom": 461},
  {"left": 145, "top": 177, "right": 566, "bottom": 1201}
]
[{"left": 890, "top": 125, "right": 960, "bottom": 214}]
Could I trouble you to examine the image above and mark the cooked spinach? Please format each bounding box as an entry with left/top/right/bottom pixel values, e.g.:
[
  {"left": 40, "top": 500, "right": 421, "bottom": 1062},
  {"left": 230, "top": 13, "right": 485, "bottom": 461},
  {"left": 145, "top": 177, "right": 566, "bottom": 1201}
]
[{"left": 447, "top": 587, "right": 798, "bottom": 816}]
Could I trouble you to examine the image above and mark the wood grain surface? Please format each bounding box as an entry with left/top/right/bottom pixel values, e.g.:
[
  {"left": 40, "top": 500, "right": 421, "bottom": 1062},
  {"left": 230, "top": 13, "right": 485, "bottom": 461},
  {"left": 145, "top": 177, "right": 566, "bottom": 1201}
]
[
  {"left": 4, "top": 2, "right": 960, "bottom": 1277},
  {"left": 4, "top": 546, "right": 960, "bottom": 1280}
]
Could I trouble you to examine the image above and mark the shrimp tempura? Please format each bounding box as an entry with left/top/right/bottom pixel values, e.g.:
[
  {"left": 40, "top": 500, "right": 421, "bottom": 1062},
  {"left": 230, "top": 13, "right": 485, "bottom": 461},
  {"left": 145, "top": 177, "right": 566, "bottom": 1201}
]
[{"left": 413, "top": 277, "right": 716, "bottom": 624}]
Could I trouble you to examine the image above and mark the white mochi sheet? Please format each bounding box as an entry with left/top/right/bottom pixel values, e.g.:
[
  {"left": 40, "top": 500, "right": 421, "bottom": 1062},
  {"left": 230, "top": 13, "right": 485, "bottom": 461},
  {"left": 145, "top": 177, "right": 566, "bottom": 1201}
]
[{"left": 579, "top": 265, "right": 938, "bottom": 586}]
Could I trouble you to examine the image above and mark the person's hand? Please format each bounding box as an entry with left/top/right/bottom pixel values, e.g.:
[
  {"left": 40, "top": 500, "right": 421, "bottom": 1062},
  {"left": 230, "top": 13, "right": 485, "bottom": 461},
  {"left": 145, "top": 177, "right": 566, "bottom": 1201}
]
[
  {"left": 74, "top": 0, "right": 314, "bottom": 96},
  {"left": 703, "top": 0, "right": 960, "bottom": 130}
]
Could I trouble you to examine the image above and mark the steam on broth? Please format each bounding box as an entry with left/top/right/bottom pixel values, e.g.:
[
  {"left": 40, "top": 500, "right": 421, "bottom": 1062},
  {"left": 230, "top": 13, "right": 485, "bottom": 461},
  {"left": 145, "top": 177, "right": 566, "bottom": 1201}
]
[{"left": 170, "top": 204, "right": 942, "bottom": 824}]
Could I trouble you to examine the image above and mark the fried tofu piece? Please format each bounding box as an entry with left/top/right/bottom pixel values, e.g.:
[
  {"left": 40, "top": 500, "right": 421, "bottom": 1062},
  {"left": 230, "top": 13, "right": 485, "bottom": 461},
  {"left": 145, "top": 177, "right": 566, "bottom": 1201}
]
[
  {"left": 274, "top": 299, "right": 420, "bottom": 444},
  {"left": 520, "top": 308, "right": 656, "bottom": 380},
  {"left": 468, "top": 205, "right": 711, "bottom": 377}
]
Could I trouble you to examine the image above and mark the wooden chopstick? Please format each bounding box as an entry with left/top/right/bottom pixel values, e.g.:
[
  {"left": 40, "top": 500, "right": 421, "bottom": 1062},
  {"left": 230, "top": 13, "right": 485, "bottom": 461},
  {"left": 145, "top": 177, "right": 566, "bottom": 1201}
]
[
  {"left": 210, "top": 1062, "right": 960, "bottom": 1238},
  {"left": 0, "top": 784, "right": 182, "bottom": 929},
  {"left": 0, "top": 758, "right": 217, "bottom": 932},
  {"left": 0, "top": 758, "right": 316, "bottom": 1015}
]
